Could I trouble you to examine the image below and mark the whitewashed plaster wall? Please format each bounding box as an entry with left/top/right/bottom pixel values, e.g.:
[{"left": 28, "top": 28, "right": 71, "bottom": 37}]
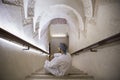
[
  {"left": 72, "top": 42, "right": 120, "bottom": 80},
  {"left": 72, "top": 1, "right": 120, "bottom": 80},
  {"left": 69, "top": 1, "right": 120, "bottom": 53},
  {"left": 34, "top": 0, "right": 84, "bottom": 25},
  {"left": 0, "top": 1, "right": 47, "bottom": 51},
  {"left": 0, "top": 38, "right": 47, "bottom": 80},
  {"left": 50, "top": 24, "right": 68, "bottom": 35}
]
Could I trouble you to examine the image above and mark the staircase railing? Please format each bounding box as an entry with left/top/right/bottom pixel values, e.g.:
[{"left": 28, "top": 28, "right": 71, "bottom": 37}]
[
  {"left": 0, "top": 28, "right": 49, "bottom": 54},
  {"left": 72, "top": 32, "right": 120, "bottom": 55}
]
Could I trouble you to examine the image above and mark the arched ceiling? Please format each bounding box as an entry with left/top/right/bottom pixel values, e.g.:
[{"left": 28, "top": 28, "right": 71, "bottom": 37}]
[
  {"left": 1, "top": 0, "right": 98, "bottom": 52},
  {"left": 38, "top": 4, "right": 84, "bottom": 38},
  {"left": 32, "top": 0, "right": 93, "bottom": 39},
  {"left": 2, "top": 0, "right": 94, "bottom": 38}
]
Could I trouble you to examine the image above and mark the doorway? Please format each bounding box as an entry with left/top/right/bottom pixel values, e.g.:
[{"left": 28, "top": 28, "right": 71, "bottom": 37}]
[{"left": 49, "top": 24, "right": 69, "bottom": 54}]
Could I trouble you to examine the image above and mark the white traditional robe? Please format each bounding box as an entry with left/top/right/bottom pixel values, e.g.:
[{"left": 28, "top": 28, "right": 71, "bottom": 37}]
[{"left": 44, "top": 53, "right": 72, "bottom": 76}]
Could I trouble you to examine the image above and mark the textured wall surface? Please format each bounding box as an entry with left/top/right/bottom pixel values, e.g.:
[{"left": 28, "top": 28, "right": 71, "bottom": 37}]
[
  {"left": 72, "top": 42, "right": 120, "bottom": 80},
  {"left": 0, "top": 39, "right": 47, "bottom": 80},
  {"left": 72, "top": 1, "right": 120, "bottom": 80},
  {"left": 69, "top": 1, "right": 120, "bottom": 53},
  {"left": 0, "top": 0, "right": 47, "bottom": 51}
]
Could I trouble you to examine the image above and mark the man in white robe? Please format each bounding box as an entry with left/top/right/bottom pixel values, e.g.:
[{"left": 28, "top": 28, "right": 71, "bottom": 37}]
[{"left": 44, "top": 43, "right": 72, "bottom": 76}]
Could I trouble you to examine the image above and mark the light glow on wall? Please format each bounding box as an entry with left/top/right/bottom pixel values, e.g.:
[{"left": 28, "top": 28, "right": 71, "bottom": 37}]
[
  {"left": 0, "top": 38, "right": 24, "bottom": 49},
  {"left": 51, "top": 34, "right": 67, "bottom": 37},
  {"left": 0, "top": 38, "right": 48, "bottom": 55}
]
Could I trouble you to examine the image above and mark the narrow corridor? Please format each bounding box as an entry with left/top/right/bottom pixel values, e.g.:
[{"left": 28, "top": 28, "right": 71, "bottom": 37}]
[{"left": 0, "top": 0, "right": 120, "bottom": 80}]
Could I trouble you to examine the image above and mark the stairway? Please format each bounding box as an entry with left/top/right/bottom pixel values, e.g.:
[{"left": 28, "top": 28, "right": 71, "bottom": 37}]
[{"left": 25, "top": 67, "right": 94, "bottom": 80}]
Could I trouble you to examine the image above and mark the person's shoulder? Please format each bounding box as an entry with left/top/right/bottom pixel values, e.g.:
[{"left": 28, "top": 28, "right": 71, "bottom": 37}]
[{"left": 54, "top": 53, "right": 62, "bottom": 57}]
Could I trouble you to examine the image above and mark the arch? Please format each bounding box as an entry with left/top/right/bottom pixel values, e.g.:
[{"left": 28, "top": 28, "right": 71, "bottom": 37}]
[
  {"left": 38, "top": 4, "right": 84, "bottom": 39},
  {"left": 50, "top": 18, "right": 67, "bottom": 24},
  {"left": 23, "top": 0, "right": 35, "bottom": 19}
]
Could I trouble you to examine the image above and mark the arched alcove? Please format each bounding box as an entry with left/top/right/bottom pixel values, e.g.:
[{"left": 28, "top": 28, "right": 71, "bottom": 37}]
[
  {"left": 49, "top": 18, "right": 69, "bottom": 54},
  {"left": 33, "top": 4, "right": 85, "bottom": 52}
]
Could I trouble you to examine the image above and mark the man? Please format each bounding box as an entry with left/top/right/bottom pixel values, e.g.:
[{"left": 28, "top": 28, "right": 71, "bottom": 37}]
[{"left": 44, "top": 43, "right": 72, "bottom": 77}]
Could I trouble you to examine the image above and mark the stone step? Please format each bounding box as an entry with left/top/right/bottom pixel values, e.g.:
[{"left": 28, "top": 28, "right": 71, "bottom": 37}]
[
  {"left": 25, "top": 78, "right": 94, "bottom": 80},
  {"left": 32, "top": 71, "right": 87, "bottom": 75},
  {"left": 35, "top": 69, "right": 83, "bottom": 72},
  {"left": 33, "top": 68, "right": 85, "bottom": 75},
  {"left": 26, "top": 74, "right": 94, "bottom": 79},
  {"left": 25, "top": 67, "right": 94, "bottom": 80},
  {"left": 35, "top": 67, "right": 84, "bottom": 74}
]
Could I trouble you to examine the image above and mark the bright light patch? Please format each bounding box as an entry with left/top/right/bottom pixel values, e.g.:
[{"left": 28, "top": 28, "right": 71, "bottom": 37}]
[
  {"left": 0, "top": 38, "right": 24, "bottom": 48},
  {"left": 51, "top": 34, "right": 67, "bottom": 37},
  {"left": 41, "top": 53, "right": 48, "bottom": 56}
]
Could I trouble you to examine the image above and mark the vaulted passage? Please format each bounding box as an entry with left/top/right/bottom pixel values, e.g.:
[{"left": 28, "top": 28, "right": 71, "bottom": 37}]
[{"left": 0, "top": 0, "right": 120, "bottom": 80}]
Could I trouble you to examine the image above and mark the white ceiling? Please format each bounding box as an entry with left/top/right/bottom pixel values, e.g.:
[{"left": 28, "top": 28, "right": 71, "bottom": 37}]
[
  {"left": 1, "top": 0, "right": 95, "bottom": 51},
  {"left": 50, "top": 24, "right": 69, "bottom": 37},
  {"left": 2, "top": 0, "right": 94, "bottom": 41}
]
